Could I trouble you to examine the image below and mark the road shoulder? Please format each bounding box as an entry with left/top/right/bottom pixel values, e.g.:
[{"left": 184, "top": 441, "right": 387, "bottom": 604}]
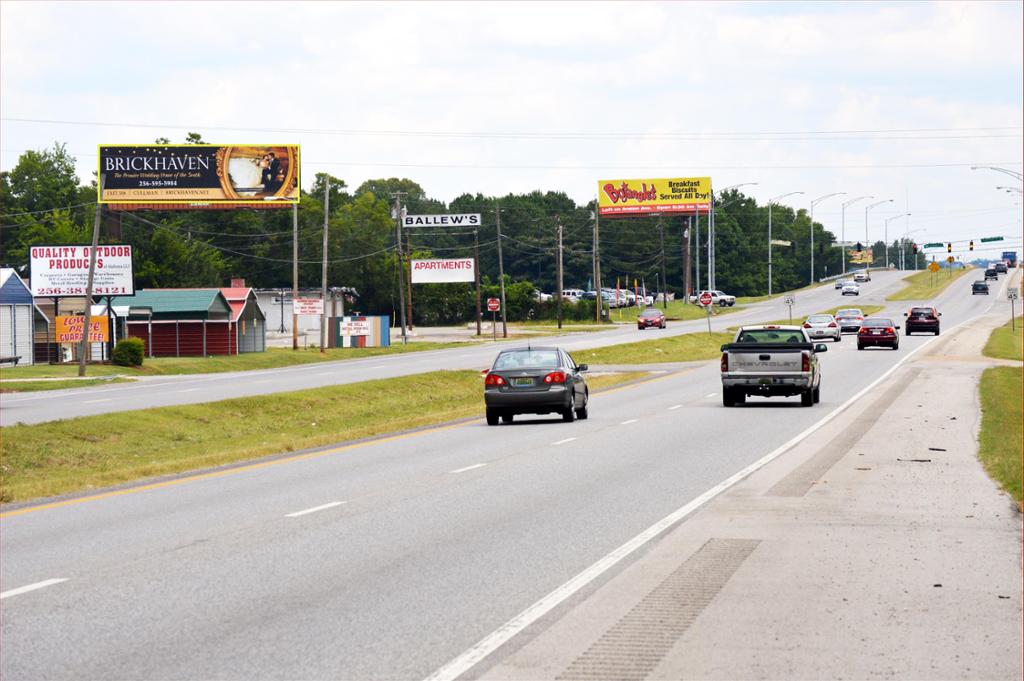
[{"left": 474, "top": 309, "right": 1023, "bottom": 680}]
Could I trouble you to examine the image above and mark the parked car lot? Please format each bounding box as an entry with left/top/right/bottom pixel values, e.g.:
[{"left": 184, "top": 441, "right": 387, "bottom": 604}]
[
  {"left": 904, "top": 307, "right": 941, "bottom": 335},
  {"left": 484, "top": 347, "right": 588, "bottom": 425},
  {"left": 857, "top": 317, "right": 900, "bottom": 350}
]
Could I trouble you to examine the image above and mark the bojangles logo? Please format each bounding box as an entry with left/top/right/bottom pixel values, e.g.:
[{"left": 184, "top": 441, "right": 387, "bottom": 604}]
[{"left": 602, "top": 181, "right": 658, "bottom": 204}]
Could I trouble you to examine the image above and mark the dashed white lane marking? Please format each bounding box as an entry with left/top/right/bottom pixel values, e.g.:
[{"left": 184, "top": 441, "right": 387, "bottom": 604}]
[
  {"left": 285, "top": 501, "right": 346, "bottom": 518},
  {"left": 620, "top": 419, "right": 638, "bottom": 425},
  {"left": 668, "top": 404, "right": 682, "bottom": 411},
  {"left": 370, "top": 365, "right": 388, "bottom": 369},
  {"left": 705, "top": 392, "right": 717, "bottom": 398},
  {"left": 176, "top": 388, "right": 201, "bottom": 393},
  {"left": 0, "top": 578, "right": 68, "bottom": 600},
  {"left": 451, "top": 463, "right": 487, "bottom": 474},
  {"left": 316, "top": 371, "right": 334, "bottom": 376},
  {"left": 552, "top": 437, "right": 577, "bottom": 445},
  {"left": 83, "top": 398, "right": 111, "bottom": 404}
]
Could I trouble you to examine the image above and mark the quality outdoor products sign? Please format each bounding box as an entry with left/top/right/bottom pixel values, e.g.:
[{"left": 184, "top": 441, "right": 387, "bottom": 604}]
[
  {"left": 29, "top": 244, "right": 135, "bottom": 297},
  {"left": 410, "top": 258, "right": 476, "bottom": 284},
  {"left": 339, "top": 319, "right": 371, "bottom": 336},
  {"left": 292, "top": 298, "right": 324, "bottom": 315},
  {"left": 597, "top": 177, "right": 711, "bottom": 217},
  {"left": 55, "top": 316, "right": 109, "bottom": 343},
  {"left": 402, "top": 214, "right": 481, "bottom": 228},
  {"left": 98, "top": 145, "right": 300, "bottom": 203}
]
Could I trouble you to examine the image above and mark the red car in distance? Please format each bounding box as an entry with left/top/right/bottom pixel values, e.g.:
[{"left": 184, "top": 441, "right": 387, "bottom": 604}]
[
  {"left": 637, "top": 307, "right": 666, "bottom": 330},
  {"left": 857, "top": 317, "right": 900, "bottom": 350},
  {"left": 904, "top": 306, "right": 941, "bottom": 335}
]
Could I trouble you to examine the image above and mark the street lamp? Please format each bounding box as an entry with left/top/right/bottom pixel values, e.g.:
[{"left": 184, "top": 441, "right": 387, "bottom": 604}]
[
  {"left": 997, "top": 185, "right": 1024, "bottom": 195},
  {"left": 972, "top": 165, "right": 1024, "bottom": 182},
  {"left": 809, "top": 192, "right": 845, "bottom": 284},
  {"left": 840, "top": 196, "right": 873, "bottom": 274},
  {"left": 884, "top": 213, "right": 911, "bottom": 269},
  {"left": 710, "top": 182, "right": 758, "bottom": 290},
  {"left": 767, "top": 191, "right": 804, "bottom": 296},
  {"left": 864, "top": 199, "right": 893, "bottom": 269}
]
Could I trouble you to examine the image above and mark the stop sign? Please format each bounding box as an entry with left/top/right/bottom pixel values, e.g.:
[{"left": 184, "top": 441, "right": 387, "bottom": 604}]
[
  {"left": 699, "top": 291, "right": 713, "bottom": 306},
  {"left": 487, "top": 297, "right": 501, "bottom": 312}
]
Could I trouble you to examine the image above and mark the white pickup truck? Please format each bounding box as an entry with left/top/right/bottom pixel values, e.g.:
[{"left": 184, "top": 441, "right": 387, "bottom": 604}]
[
  {"left": 720, "top": 325, "right": 828, "bottom": 407},
  {"left": 689, "top": 289, "right": 736, "bottom": 306}
]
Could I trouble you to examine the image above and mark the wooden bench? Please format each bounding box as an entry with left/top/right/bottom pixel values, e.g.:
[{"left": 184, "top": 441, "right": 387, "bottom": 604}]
[{"left": 0, "top": 356, "right": 21, "bottom": 366}]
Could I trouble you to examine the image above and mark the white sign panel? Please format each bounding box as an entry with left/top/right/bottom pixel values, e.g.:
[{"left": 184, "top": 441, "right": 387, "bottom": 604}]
[
  {"left": 410, "top": 258, "right": 476, "bottom": 284},
  {"left": 340, "top": 319, "right": 370, "bottom": 336},
  {"left": 292, "top": 297, "right": 324, "bottom": 315},
  {"left": 783, "top": 295, "right": 795, "bottom": 306},
  {"left": 30, "top": 244, "right": 134, "bottom": 297},
  {"left": 1008, "top": 288, "right": 1019, "bottom": 300},
  {"left": 402, "top": 213, "right": 481, "bottom": 229}
]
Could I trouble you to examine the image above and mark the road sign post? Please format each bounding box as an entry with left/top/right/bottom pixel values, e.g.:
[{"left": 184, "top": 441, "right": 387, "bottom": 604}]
[
  {"left": 1009, "top": 288, "right": 1019, "bottom": 331},
  {"left": 784, "top": 295, "right": 795, "bottom": 324},
  {"left": 699, "top": 291, "right": 713, "bottom": 335},
  {"left": 487, "top": 297, "right": 501, "bottom": 340}
]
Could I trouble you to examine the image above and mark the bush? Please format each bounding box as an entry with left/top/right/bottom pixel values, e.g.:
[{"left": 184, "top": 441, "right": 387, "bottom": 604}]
[{"left": 112, "top": 337, "right": 145, "bottom": 367}]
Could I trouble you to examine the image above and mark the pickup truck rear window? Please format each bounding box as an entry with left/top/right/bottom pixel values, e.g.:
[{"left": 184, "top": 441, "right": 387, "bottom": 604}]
[{"left": 736, "top": 330, "right": 806, "bottom": 343}]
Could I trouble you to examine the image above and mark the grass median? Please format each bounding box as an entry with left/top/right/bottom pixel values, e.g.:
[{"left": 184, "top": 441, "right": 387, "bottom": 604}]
[
  {"left": 577, "top": 330, "right": 733, "bottom": 365},
  {"left": 983, "top": 320, "right": 1023, "bottom": 362},
  {"left": 0, "top": 343, "right": 459, "bottom": 381},
  {"left": 977, "top": 366, "right": 1022, "bottom": 509},
  {"left": 0, "top": 370, "right": 644, "bottom": 503},
  {"left": 887, "top": 267, "right": 971, "bottom": 301}
]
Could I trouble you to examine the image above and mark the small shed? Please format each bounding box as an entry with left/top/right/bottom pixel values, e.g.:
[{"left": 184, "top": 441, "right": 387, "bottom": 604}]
[
  {"left": 111, "top": 289, "right": 234, "bottom": 357},
  {"left": 221, "top": 281, "right": 266, "bottom": 353},
  {"left": 0, "top": 268, "right": 49, "bottom": 365}
]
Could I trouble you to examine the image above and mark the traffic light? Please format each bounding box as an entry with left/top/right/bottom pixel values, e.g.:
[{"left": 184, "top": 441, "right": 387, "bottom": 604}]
[
  {"left": 969, "top": 240, "right": 974, "bottom": 251},
  {"left": 912, "top": 243, "right": 918, "bottom": 254},
  {"left": 855, "top": 242, "right": 863, "bottom": 251},
  {"left": 947, "top": 242, "right": 952, "bottom": 253}
]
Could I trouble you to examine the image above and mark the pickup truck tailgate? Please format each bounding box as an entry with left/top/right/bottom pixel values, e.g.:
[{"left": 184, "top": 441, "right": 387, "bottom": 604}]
[{"left": 724, "top": 346, "right": 805, "bottom": 374}]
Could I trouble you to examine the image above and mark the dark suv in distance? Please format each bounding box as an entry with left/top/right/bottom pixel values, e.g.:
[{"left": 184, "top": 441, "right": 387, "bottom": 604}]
[
  {"left": 972, "top": 280, "right": 990, "bottom": 295},
  {"left": 484, "top": 347, "right": 589, "bottom": 425},
  {"left": 984, "top": 268, "right": 998, "bottom": 281},
  {"left": 904, "top": 306, "right": 941, "bottom": 335},
  {"left": 995, "top": 261, "right": 1008, "bottom": 274}
]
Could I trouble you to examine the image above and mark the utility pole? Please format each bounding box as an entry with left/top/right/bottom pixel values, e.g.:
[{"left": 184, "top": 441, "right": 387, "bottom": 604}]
[
  {"left": 474, "top": 228, "right": 482, "bottom": 335},
  {"left": 658, "top": 217, "right": 667, "bottom": 309},
  {"left": 682, "top": 214, "right": 692, "bottom": 301},
  {"left": 556, "top": 219, "right": 564, "bottom": 329},
  {"left": 393, "top": 192, "right": 408, "bottom": 344},
  {"left": 694, "top": 209, "right": 701, "bottom": 295},
  {"left": 495, "top": 202, "right": 507, "bottom": 338},
  {"left": 292, "top": 202, "right": 298, "bottom": 350},
  {"left": 78, "top": 175, "right": 104, "bottom": 376},
  {"left": 593, "top": 207, "right": 602, "bottom": 322},
  {"left": 707, "top": 193, "right": 714, "bottom": 291},
  {"left": 320, "top": 177, "right": 330, "bottom": 354},
  {"left": 406, "top": 231, "right": 414, "bottom": 330}
]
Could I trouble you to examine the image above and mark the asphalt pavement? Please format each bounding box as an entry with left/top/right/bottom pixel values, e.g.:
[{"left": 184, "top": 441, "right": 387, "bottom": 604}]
[
  {"left": 1, "top": 268, "right": 1016, "bottom": 680},
  {"left": 1, "top": 271, "right": 910, "bottom": 425}
]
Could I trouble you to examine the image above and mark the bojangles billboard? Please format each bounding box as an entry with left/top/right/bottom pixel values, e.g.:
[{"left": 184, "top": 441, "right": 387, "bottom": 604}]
[
  {"left": 99, "top": 145, "right": 300, "bottom": 204},
  {"left": 597, "top": 177, "right": 711, "bottom": 217}
]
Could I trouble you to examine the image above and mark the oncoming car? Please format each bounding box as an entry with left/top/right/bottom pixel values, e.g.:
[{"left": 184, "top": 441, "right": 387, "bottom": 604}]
[
  {"left": 637, "top": 307, "right": 666, "bottom": 330},
  {"left": 483, "top": 347, "right": 589, "bottom": 425}
]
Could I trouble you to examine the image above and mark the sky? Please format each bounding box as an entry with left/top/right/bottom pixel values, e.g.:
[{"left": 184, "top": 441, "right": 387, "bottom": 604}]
[{"left": 1, "top": 0, "right": 1021, "bottom": 255}]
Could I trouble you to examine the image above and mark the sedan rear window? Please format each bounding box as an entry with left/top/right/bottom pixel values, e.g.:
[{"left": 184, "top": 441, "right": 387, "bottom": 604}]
[
  {"left": 806, "top": 315, "right": 832, "bottom": 323},
  {"left": 836, "top": 309, "right": 862, "bottom": 317},
  {"left": 861, "top": 318, "right": 895, "bottom": 328},
  {"left": 494, "top": 350, "right": 560, "bottom": 370},
  {"left": 737, "top": 330, "right": 806, "bottom": 343}
]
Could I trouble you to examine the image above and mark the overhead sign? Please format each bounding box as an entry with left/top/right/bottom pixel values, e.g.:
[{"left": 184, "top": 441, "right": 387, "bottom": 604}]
[
  {"left": 402, "top": 214, "right": 481, "bottom": 228},
  {"left": 410, "top": 258, "right": 475, "bottom": 284},
  {"left": 597, "top": 177, "right": 711, "bottom": 217},
  {"left": 340, "top": 319, "right": 371, "bottom": 336},
  {"left": 29, "top": 244, "right": 135, "bottom": 297},
  {"left": 928, "top": 262, "right": 940, "bottom": 273},
  {"left": 487, "top": 297, "right": 501, "bottom": 312},
  {"left": 292, "top": 298, "right": 324, "bottom": 315},
  {"left": 55, "top": 315, "right": 109, "bottom": 343},
  {"left": 99, "top": 145, "right": 300, "bottom": 204}
]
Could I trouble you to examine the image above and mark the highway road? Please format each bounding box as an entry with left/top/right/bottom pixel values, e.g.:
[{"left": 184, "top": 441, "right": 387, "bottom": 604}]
[
  {"left": 1, "top": 269, "right": 1015, "bottom": 680},
  {"left": 1, "top": 272, "right": 911, "bottom": 425}
]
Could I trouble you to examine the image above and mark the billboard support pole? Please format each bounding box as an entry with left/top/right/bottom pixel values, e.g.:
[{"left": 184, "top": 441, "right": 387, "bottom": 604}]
[
  {"left": 78, "top": 175, "right": 104, "bottom": 376},
  {"left": 320, "top": 177, "right": 330, "bottom": 354},
  {"left": 658, "top": 217, "right": 667, "bottom": 309},
  {"left": 474, "top": 228, "right": 482, "bottom": 336},
  {"left": 495, "top": 202, "right": 507, "bottom": 338},
  {"left": 556, "top": 220, "right": 564, "bottom": 330},
  {"left": 593, "top": 206, "right": 602, "bottom": 322},
  {"left": 406, "top": 232, "right": 414, "bottom": 330},
  {"left": 292, "top": 203, "right": 299, "bottom": 350},
  {"left": 682, "top": 214, "right": 691, "bottom": 301},
  {"left": 393, "top": 192, "right": 408, "bottom": 345}
]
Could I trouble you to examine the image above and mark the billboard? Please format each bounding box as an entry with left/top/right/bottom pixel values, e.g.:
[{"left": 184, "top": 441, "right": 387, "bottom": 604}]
[
  {"left": 598, "top": 177, "right": 711, "bottom": 217},
  {"left": 98, "top": 145, "right": 299, "bottom": 204},
  {"left": 410, "top": 258, "right": 475, "bottom": 284},
  {"left": 55, "top": 316, "right": 109, "bottom": 343},
  {"left": 30, "top": 244, "right": 135, "bottom": 297},
  {"left": 849, "top": 249, "right": 873, "bottom": 264},
  {"left": 402, "top": 214, "right": 481, "bottom": 228}
]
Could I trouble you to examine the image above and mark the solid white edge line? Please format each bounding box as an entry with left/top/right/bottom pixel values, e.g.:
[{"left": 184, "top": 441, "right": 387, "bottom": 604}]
[
  {"left": 620, "top": 419, "right": 638, "bottom": 425},
  {"left": 83, "top": 398, "right": 112, "bottom": 404},
  {"left": 0, "top": 578, "right": 68, "bottom": 600},
  {"left": 451, "top": 463, "right": 487, "bottom": 474},
  {"left": 668, "top": 404, "right": 682, "bottom": 410},
  {"left": 705, "top": 392, "right": 717, "bottom": 398},
  {"left": 422, "top": 316, "right": 965, "bottom": 681},
  {"left": 284, "top": 501, "right": 346, "bottom": 518},
  {"left": 552, "top": 437, "right": 577, "bottom": 446}
]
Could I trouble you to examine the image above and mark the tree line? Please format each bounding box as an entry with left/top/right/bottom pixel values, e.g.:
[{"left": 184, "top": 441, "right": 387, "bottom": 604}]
[{"left": 1, "top": 140, "right": 909, "bottom": 324}]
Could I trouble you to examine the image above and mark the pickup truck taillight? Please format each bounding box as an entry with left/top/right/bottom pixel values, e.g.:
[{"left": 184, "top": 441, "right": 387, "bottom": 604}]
[
  {"left": 801, "top": 352, "right": 810, "bottom": 373},
  {"left": 720, "top": 352, "right": 728, "bottom": 372}
]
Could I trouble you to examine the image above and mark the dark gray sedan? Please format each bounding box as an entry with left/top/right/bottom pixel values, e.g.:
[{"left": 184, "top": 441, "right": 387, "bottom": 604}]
[{"left": 484, "top": 347, "right": 589, "bottom": 425}]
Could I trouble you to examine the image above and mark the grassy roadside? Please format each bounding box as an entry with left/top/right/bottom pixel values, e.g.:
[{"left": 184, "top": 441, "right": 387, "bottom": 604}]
[
  {"left": 0, "top": 378, "right": 135, "bottom": 393},
  {"left": 576, "top": 331, "right": 733, "bottom": 365},
  {"left": 0, "top": 343, "right": 458, "bottom": 380},
  {"left": 0, "top": 370, "right": 644, "bottom": 504},
  {"left": 977, "top": 367, "right": 1022, "bottom": 509},
  {"left": 983, "top": 320, "right": 1023, "bottom": 362},
  {"left": 887, "top": 267, "right": 971, "bottom": 301}
]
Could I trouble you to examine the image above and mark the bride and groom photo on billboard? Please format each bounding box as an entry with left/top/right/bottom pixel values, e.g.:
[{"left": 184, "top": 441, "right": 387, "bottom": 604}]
[{"left": 225, "top": 147, "right": 297, "bottom": 200}]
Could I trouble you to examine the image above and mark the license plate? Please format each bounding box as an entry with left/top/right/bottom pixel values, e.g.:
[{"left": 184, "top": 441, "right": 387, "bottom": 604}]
[
  {"left": 513, "top": 377, "right": 533, "bottom": 386},
  {"left": 872, "top": 330, "right": 882, "bottom": 334},
  {"left": 759, "top": 378, "right": 772, "bottom": 385}
]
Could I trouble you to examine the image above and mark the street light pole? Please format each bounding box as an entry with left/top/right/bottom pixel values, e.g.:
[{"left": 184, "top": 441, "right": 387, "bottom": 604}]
[
  {"left": 840, "top": 196, "right": 873, "bottom": 274},
  {"left": 884, "top": 213, "right": 911, "bottom": 269},
  {"left": 809, "top": 192, "right": 845, "bottom": 284},
  {"left": 864, "top": 199, "right": 893, "bottom": 269},
  {"left": 767, "top": 191, "right": 803, "bottom": 296},
  {"left": 971, "top": 165, "right": 1024, "bottom": 182}
]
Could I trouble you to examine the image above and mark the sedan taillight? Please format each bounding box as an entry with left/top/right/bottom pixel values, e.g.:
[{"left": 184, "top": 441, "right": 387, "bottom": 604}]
[
  {"left": 884, "top": 327, "right": 895, "bottom": 334},
  {"left": 828, "top": 322, "right": 837, "bottom": 328},
  {"left": 803, "top": 323, "right": 812, "bottom": 328},
  {"left": 485, "top": 373, "right": 506, "bottom": 386},
  {"left": 543, "top": 371, "right": 566, "bottom": 384}
]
